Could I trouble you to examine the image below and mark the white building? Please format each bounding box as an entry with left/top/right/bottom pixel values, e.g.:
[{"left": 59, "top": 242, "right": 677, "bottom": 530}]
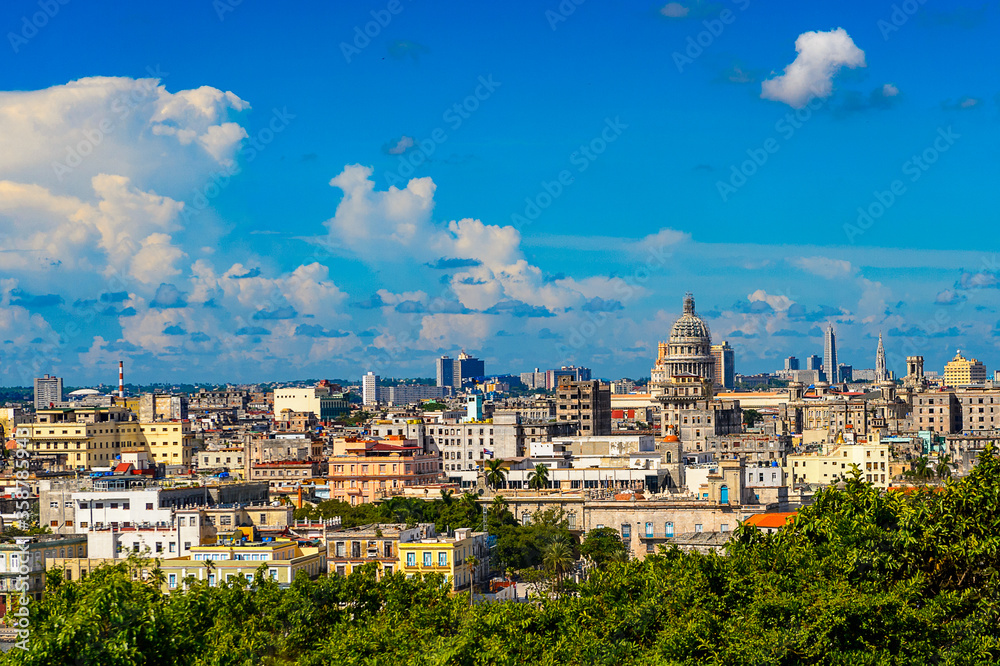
[{"left": 363, "top": 372, "right": 380, "bottom": 406}]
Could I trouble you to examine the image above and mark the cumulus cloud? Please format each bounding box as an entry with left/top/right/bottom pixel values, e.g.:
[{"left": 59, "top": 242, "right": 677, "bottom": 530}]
[
  {"left": 748, "top": 289, "right": 794, "bottom": 312},
  {"left": 761, "top": 28, "right": 866, "bottom": 108}
]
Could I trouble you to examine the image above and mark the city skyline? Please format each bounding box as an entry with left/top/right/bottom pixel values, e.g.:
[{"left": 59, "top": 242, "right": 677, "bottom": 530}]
[{"left": 0, "top": 1, "right": 998, "bottom": 385}]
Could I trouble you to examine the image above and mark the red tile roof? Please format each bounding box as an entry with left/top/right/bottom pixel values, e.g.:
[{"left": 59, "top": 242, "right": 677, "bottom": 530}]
[{"left": 744, "top": 512, "right": 796, "bottom": 529}]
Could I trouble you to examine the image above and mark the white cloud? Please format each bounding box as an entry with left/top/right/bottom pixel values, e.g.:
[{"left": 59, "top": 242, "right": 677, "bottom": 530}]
[
  {"left": 324, "top": 164, "right": 436, "bottom": 255},
  {"left": 748, "top": 289, "right": 794, "bottom": 311},
  {"left": 660, "top": 2, "right": 689, "bottom": 18},
  {"left": 882, "top": 83, "right": 899, "bottom": 97},
  {"left": 791, "top": 256, "right": 855, "bottom": 279},
  {"left": 761, "top": 28, "right": 866, "bottom": 108}
]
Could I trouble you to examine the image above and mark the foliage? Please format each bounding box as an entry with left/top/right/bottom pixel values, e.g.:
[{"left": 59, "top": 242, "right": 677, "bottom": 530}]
[
  {"left": 742, "top": 409, "right": 763, "bottom": 427},
  {"left": 484, "top": 459, "right": 507, "bottom": 490},
  {"left": 527, "top": 463, "right": 549, "bottom": 490},
  {"left": 580, "top": 527, "right": 628, "bottom": 566},
  {"left": 10, "top": 447, "right": 1000, "bottom": 665}
]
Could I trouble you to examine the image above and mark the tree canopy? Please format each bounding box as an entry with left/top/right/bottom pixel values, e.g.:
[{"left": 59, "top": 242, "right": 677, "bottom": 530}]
[{"left": 8, "top": 447, "right": 1000, "bottom": 664}]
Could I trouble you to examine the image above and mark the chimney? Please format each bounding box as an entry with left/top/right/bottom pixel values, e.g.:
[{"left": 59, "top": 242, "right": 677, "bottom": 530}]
[{"left": 119, "top": 360, "right": 124, "bottom": 399}]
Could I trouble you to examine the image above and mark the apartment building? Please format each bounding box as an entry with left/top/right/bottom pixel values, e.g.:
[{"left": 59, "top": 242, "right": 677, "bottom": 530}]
[
  {"left": 158, "top": 531, "right": 324, "bottom": 592},
  {"left": 327, "top": 438, "right": 441, "bottom": 505},
  {"left": 327, "top": 523, "right": 435, "bottom": 577},
  {"left": 0, "top": 534, "right": 87, "bottom": 615},
  {"left": 556, "top": 378, "right": 612, "bottom": 436},
  {"left": 785, "top": 438, "right": 892, "bottom": 489},
  {"left": 397, "top": 527, "right": 489, "bottom": 592},
  {"left": 249, "top": 460, "right": 323, "bottom": 489},
  {"left": 17, "top": 407, "right": 196, "bottom": 470}
]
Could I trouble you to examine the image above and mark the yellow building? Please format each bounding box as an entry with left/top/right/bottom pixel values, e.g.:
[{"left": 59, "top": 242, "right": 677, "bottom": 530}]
[
  {"left": 157, "top": 530, "right": 323, "bottom": 592},
  {"left": 397, "top": 527, "right": 488, "bottom": 592},
  {"left": 944, "top": 351, "right": 987, "bottom": 387},
  {"left": 785, "top": 435, "right": 892, "bottom": 489},
  {"left": 17, "top": 407, "right": 196, "bottom": 470}
]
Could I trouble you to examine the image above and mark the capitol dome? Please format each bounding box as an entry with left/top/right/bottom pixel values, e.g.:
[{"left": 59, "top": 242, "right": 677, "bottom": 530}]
[
  {"left": 651, "top": 293, "right": 716, "bottom": 384},
  {"left": 669, "top": 294, "right": 712, "bottom": 342}
]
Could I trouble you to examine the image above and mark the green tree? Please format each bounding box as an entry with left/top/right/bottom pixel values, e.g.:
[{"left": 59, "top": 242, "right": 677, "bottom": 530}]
[
  {"left": 484, "top": 458, "right": 507, "bottom": 490},
  {"left": 935, "top": 453, "right": 954, "bottom": 480},
  {"left": 542, "top": 540, "right": 575, "bottom": 597},
  {"left": 742, "top": 408, "right": 763, "bottom": 428},
  {"left": 527, "top": 463, "right": 549, "bottom": 490},
  {"left": 579, "top": 527, "right": 627, "bottom": 566}
]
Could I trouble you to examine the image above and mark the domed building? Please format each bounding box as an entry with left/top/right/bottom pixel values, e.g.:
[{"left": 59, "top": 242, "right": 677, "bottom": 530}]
[
  {"left": 652, "top": 293, "right": 742, "bottom": 459},
  {"left": 651, "top": 293, "right": 716, "bottom": 384}
]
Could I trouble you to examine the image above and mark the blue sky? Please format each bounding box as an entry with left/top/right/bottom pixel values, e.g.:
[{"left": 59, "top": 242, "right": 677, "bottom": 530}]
[{"left": 0, "top": 0, "right": 998, "bottom": 385}]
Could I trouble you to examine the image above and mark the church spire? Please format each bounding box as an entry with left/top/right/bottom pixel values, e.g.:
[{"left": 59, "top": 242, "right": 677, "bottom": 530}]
[{"left": 875, "top": 331, "right": 887, "bottom": 382}]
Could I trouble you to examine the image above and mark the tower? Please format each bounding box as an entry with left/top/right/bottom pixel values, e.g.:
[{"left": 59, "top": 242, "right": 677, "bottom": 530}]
[
  {"left": 824, "top": 325, "right": 839, "bottom": 384},
  {"left": 875, "top": 332, "right": 887, "bottom": 382}
]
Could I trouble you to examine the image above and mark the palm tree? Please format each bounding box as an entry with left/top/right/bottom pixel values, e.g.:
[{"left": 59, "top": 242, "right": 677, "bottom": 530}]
[
  {"left": 464, "top": 554, "right": 479, "bottom": 607},
  {"left": 490, "top": 494, "right": 509, "bottom": 517},
  {"left": 527, "top": 463, "right": 549, "bottom": 491},
  {"left": 439, "top": 489, "right": 455, "bottom": 506},
  {"left": 935, "top": 454, "right": 954, "bottom": 480},
  {"left": 484, "top": 459, "right": 508, "bottom": 490},
  {"left": 543, "top": 540, "right": 574, "bottom": 596},
  {"left": 905, "top": 456, "right": 933, "bottom": 483}
]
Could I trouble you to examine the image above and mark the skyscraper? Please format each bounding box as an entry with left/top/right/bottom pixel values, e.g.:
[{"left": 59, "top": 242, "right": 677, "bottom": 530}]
[
  {"left": 34, "top": 374, "right": 63, "bottom": 410},
  {"left": 436, "top": 356, "right": 454, "bottom": 388},
  {"left": 875, "top": 332, "right": 887, "bottom": 382},
  {"left": 784, "top": 356, "right": 799, "bottom": 371},
  {"left": 362, "top": 371, "right": 380, "bottom": 406},
  {"left": 452, "top": 350, "right": 485, "bottom": 388},
  {"left": 824, "top": 325, "right": 839, "bottom": 384},
  {"left": 710, "top": 341, "right": 735, "bottom": 390},
  {"left": 805, "top": 355, "right": 822, "bottom": 371}
]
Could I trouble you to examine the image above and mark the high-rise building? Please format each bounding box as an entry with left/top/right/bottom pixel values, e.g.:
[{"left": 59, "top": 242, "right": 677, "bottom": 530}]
[
  {"left": 943, "top": 351, "right": 987, "bottom": 386},
  {"left": 710, "top": 342, "right": 735, "bottom": 390},
  {"left": 452, "top": 351, "right": 485, "bottom": 388},
  {"left": 784, "top": 356, "right": 799, "bottom": 371},
  {"left": 362, "top": 372, "right": 380, "bottom": 406},
  {"left": 34, "top": 374, "right": 63, "bottom": 410},
  {"left": 875, "top": 332, "right": 887, "bottom": 382},
  {"left": 805, "top": 355, "right": 822, "bottom": 371},
  {"left": 545, "top": 366, "right": 591, "bottom": 389},
  {"left": 838, "top": 364, "right": 853, "bottom": 382},
  {"left": 555, "top": 377, "right": 611, "bottom": 435},
  {"left": 436, "top": 356, "right": 454, "bottom": 388},
  {"left": 824, "top": 325, "right": 839, "bottom": 384}
]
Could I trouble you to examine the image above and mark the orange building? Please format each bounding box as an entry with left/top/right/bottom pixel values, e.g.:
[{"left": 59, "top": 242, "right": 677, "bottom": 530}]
[{"left": 327, "top": 437, "right": 441, "bottom": 505}]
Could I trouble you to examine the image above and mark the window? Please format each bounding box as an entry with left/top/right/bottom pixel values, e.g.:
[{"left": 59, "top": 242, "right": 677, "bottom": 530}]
[
  {"left": 665, "top": 522, "right": 674, "bottom": 537},
  {"left": 423, "top": 552, "right": 432, "bottom": 567},
  {"left": 621, "top": 524, "right": 631, "bottom": 539},
  {"left": 168, "top": 574, "right": 177, "bottom": 589},
  {"left": 695, "top": 524, "right": 703, "bottom": 533},
  {"left": 645, "top": 522, "right": 653, "bottom": 537},
  {"left": 720, "top": 524, "right": 729, "bottom": 532},
  {"left": 406, "top": 552, "right": 416, "bottom": 566},
  {"left": 438, "top": 552, "right": 447, "bottom": 566}
]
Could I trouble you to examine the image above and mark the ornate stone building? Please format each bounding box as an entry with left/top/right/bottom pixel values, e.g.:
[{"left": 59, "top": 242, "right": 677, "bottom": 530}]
[{"left": 652, "top": 293, "right": 742, "bottom": 454}]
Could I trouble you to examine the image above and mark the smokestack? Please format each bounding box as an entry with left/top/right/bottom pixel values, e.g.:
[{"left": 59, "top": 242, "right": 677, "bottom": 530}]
[{"left": 118, "top": 360, "right": 124, "bottom": 399}]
